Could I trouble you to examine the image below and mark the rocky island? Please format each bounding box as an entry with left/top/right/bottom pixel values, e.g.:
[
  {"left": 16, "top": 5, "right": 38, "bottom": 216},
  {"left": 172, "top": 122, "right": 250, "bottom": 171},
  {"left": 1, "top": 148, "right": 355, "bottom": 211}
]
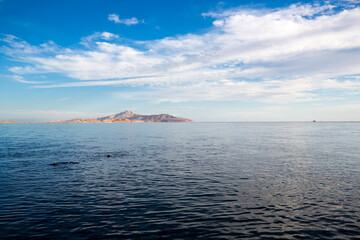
[{"left": 0, "top": 111, "right": 193, "bottom": 123}]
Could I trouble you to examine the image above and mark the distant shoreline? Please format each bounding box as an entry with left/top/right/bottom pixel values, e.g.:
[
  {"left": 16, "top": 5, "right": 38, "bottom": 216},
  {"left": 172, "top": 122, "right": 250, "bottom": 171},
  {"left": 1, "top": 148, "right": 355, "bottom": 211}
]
[
  {"left": 0, "top": 110, "right": 194, "bottom": 123},
  {"left": 0, "top": 121, "right": 194, "bottom": 124},
  {"left": 2, "top": 121, "right": 359, "bottom": 124}
]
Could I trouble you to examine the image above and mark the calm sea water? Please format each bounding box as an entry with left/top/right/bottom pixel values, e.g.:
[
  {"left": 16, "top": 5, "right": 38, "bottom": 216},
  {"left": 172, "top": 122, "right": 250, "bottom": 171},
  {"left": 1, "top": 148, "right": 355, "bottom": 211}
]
[{"left": 0, "top": 122, "right": 359, "bottom": 239}]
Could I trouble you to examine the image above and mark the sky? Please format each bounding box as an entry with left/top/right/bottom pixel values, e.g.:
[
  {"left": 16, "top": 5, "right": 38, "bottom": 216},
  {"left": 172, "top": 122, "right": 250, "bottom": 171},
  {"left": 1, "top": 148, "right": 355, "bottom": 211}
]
[{"left": 1, "top": 0, "right": 360, "bottom": 122}]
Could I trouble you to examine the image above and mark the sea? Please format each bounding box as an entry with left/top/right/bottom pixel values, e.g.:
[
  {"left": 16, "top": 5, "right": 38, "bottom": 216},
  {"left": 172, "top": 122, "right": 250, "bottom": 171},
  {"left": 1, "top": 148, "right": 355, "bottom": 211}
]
[{"left": 0, "top": 122, "right": 359, "bottom": 239}]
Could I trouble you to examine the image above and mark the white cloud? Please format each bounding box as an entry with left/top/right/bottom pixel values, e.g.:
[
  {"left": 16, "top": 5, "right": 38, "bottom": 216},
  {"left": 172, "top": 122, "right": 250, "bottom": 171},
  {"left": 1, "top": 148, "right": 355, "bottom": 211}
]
[
  {"left": 108, "top": 14, "right": 142, "bottom": 25},
  {"left": 101, "top": 32, "right": 118, "bottom": 40},
  {"left": 1, "top": 34, "right": 62, "bottom": 57},
  {"left": 80, "top": 31, "right": 119, "bottom": 47},
  {"left": 2, "top": 3, "right": 360, "bottom": 103}
]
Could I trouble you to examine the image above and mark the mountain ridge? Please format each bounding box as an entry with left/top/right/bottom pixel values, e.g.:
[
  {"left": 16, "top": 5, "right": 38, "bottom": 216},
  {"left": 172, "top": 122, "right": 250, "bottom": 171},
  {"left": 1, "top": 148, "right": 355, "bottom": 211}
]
[
  {"left": 0, "top": 111, "right": 193, "bottom": 123},
  {"left": 57, "top": 110, "right": 193, "bottom": 123}
]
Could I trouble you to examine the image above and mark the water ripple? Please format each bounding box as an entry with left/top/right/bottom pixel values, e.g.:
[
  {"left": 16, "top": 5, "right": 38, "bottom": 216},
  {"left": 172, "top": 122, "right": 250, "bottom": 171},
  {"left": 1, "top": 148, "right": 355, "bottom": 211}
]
[{"left": 0, "top": 122, "right": 359, "bottom": 239}]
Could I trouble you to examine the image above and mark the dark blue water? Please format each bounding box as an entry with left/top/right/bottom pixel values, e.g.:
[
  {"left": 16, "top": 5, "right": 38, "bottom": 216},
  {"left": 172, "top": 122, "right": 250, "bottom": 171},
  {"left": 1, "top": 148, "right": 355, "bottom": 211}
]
[{"left": 0, "top": 123, "right": 359, "bottom": 239}]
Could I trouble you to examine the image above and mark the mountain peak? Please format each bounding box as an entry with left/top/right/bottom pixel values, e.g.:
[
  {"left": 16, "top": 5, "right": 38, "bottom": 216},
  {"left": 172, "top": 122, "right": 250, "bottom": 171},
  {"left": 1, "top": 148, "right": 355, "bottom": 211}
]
[{"left": 113, "top": 110, "right": 136, "bottom": 119}]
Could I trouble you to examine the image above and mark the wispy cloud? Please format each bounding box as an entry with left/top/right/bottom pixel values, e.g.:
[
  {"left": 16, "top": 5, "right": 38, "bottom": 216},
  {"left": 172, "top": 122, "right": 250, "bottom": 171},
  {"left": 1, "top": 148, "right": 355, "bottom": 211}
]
[
  {"left": 108, "top": 14, "right": 142, "bottom": 25},
  {"left": 2, "top": 3, "right": 360, "bottom": 103},
  {"left": 12, "top": 75, "right": 46, "bottom": 84},
  {"left": 108, "top": 76, "right": 360, "bottom": 103}
]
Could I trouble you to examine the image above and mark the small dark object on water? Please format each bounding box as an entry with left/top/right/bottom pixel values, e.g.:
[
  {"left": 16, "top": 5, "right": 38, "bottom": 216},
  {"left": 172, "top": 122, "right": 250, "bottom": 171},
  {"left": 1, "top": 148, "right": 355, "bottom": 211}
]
[
  {"left": 49, "top": 161, "right": 79, "bottom": 166},
  {"left": 108, "top": 153, "right": 128, "bottom": 158}
]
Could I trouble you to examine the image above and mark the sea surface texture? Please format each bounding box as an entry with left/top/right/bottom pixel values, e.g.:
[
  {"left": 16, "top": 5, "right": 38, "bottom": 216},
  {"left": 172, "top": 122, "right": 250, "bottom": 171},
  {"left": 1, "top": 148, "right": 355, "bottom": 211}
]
[{"left": 0, "top": 123, "right": 359, "bottom": 239}]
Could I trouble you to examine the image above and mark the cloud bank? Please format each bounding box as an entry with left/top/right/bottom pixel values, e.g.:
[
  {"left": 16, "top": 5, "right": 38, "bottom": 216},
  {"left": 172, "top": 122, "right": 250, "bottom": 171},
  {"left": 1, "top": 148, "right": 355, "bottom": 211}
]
[{"left": 2, "top": 3, "right": 360, "bottom": 103}]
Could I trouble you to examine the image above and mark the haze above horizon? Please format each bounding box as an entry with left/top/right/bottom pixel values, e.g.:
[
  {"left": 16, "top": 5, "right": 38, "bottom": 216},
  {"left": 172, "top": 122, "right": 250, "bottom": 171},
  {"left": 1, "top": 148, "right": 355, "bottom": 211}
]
[{"left": 1, "top": 0, "right": 360, "bottom": 122}]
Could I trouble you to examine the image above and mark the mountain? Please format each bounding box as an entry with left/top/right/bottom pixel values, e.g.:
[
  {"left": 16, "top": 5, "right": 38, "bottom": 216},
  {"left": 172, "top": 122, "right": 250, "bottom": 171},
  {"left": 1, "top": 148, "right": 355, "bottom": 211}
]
[{"left": 55, "top": 110, "right": 193, "bottom": 123}]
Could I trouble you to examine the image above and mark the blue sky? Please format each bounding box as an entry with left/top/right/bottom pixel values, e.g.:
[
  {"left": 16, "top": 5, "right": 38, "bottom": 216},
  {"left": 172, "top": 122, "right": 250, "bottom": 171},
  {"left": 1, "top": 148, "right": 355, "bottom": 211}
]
[{"left": 1, "top": 0, "right": 360, "bottom": 121}]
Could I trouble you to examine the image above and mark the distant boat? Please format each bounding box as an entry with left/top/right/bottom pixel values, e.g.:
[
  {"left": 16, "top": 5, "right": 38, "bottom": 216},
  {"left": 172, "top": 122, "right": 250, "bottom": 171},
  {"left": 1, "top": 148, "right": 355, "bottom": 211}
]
[{"left": 313, "top": 120, "right": 316, "bottom": 122}]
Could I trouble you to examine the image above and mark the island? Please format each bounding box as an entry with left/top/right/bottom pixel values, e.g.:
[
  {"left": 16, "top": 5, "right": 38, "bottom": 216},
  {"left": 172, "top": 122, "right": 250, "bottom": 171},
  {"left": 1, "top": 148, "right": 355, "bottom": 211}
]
[{"left": 0, "top": 110, "right": 193, "bottom": 123}]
